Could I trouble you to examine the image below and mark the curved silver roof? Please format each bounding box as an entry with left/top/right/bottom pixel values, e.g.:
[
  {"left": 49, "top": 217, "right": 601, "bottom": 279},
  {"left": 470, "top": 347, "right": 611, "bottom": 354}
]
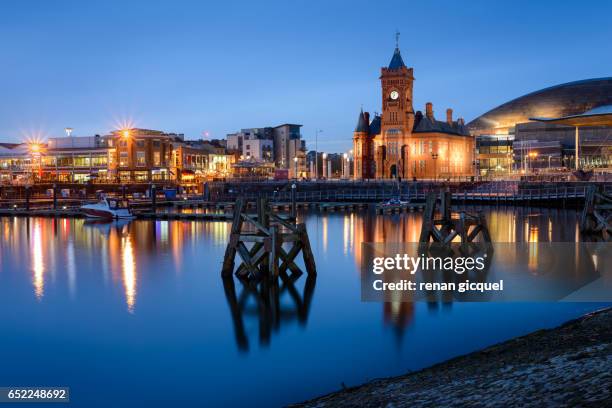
[{"left": 468, "top": 77, "right": 612, "bottom": 135}]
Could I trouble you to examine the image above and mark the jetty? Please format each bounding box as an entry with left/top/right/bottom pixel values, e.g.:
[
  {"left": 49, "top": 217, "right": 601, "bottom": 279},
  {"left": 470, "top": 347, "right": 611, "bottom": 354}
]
[{"left": 221, "top": 198, "right": 316, "bottom": 280}]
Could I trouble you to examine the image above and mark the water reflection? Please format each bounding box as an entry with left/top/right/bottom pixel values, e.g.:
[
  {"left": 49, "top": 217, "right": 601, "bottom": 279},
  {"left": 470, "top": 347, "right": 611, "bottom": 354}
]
[
  {"left": 0, "top": 207, "right": 609, "bottom": 408},
  {"left": 332, "top": 206, "right": 603, "bottom": 336},
  {"left": 384, "top": 301, "right": 414, "bottom": 343},
  {"left": 1, "top": 206, "right": 602, "bottom": 343},
  {"left": 222, "top": 272, "right": 316, "bottom": 352},
  {"left": 31, "top": 220, "right": 45, "bottom": 300},
  {"left": 121, "top": 234, "right": 137, "bottom": 313}
]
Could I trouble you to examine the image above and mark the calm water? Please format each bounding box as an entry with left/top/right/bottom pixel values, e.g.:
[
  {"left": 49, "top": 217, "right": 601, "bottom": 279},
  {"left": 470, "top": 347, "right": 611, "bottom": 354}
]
[{"left": 0, "top": 207, "right": 607, "bottom": 407}]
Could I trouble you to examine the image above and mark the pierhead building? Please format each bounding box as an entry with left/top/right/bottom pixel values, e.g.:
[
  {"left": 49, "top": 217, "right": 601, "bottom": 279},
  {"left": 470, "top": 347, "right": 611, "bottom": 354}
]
[{"left": 353, "top": 44, "right": 474, "bottom": 180}]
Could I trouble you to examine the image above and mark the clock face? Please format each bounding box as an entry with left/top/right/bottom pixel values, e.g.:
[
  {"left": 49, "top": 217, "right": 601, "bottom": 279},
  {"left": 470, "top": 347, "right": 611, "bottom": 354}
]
[{"left": 390, "top": 90, "right": 399, "bottom": 100}]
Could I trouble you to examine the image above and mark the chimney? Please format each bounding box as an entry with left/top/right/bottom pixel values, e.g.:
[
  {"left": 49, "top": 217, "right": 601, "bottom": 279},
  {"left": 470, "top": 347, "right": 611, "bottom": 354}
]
[
  {"left": 446, "top": 108, "right": 453, "bottom": 124},
  {"left": 458, "top": 118, "right": 465, "bottom": 126},
  {"left": 425, "top": 102, "right": 434, "bottom": 120},
  {"left": 364, "top": 111, "right": 370, "bottom": 125}
]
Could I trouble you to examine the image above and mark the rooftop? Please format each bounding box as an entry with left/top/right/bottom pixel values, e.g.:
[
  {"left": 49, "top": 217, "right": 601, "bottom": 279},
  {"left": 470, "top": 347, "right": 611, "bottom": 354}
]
[{"left": 388, "top": 48, "right": 406, "bottom": 70}]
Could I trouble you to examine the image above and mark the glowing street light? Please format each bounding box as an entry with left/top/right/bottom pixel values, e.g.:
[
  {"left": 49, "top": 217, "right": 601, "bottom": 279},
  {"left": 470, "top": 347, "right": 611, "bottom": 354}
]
[
  {"left": 527, "top": 151, "right": 538, "bottom": 173},
  {"left": 314, "top": 129, "right": 323, "bottom": 179},
  {"left": 122, "top": 129, "right": 130, "bottom": 139}
]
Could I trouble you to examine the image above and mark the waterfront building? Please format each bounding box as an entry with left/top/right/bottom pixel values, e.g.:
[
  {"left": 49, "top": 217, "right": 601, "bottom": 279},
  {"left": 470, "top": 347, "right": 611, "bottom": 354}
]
[
  {"left": 528, "top": 105, "right": 612, "bottom": 170},
  {"left": 231, "top": 159, "right": 276, "bottom": 179},
  {"left": 0, "top": 129, "right": 236, "bottom": 185},
  {"left": 353, "top": 44, "right": 474, "bottom": 180},
  {"left": 226, "top": 128, "right": 274, "bottom": 162},
  {"left": 40, "top": 135, "right": 109, "bottom": 182},
  {"left": 0, "top": 143, "right": 31, "bottom": 184},
  {"left": 184, "top": 140, "right": 234, "bottom": 178},
  {"left": 104, "top": 128, "right": 180, "bottom": 182},
  {"left": 227, "top": 123, "right": 307, "bottom": 179},
  {"left": 468, "top": 78, "right": 612, "bottom": 174},
  {"left": 475, "top": 135, "right": 514, "bottom": 176}
]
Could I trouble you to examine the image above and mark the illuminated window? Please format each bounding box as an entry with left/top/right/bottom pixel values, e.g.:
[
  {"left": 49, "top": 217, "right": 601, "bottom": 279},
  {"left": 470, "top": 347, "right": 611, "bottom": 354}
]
[
  {"left": 153, "top": 152, "right": 161, "bottom": 166},
  {"left": 136, "top": 151, "right": 146, "bottom": 166},
  {"left": 119, "top": 152, "right": 128, "bottom": 167}
]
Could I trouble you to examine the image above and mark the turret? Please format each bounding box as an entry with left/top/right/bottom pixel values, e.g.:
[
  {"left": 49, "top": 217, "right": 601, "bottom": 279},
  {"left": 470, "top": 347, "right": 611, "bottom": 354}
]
[{"left": 354, "top": 109, "right": 369, "bottom": 133}]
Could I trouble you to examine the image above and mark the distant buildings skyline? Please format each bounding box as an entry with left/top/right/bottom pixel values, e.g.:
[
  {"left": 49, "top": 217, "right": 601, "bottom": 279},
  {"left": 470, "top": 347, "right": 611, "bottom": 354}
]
[{"left": 2, "top": 1, "right": 612, "bottom": 152}]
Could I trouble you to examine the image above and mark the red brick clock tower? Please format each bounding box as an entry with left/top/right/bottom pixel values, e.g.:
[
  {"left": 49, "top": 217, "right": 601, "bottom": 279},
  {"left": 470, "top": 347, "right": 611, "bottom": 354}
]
[{"left": 377, "top": 37, "right": 414, "bottom": 179}]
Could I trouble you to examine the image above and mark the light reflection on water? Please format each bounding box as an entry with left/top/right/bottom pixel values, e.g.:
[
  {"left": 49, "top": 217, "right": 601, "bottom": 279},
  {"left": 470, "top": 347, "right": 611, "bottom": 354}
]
[
  {"left": 0, "top": 207, "right": 608, "bottom": 407},
  {"left": 31, "top": 219, "right": 44, "bottom": 300}
]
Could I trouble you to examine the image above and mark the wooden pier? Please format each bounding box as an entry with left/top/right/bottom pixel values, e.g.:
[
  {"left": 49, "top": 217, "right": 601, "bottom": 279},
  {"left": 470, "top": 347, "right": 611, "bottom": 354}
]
[
  {"left": 419, "top": 191, "right": 492, "bottom": 245},
  {"left": 222, "top": 198, "right": 316, "bottom": 280},
  {"left": 580, "top": 185, "right": 612, "bottom": 239}
]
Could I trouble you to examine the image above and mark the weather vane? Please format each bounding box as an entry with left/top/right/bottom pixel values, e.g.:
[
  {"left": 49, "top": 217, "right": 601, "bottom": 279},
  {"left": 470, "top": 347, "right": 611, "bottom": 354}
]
[{"left": 395, "top": 30, "right": 400, "bottom": 48}]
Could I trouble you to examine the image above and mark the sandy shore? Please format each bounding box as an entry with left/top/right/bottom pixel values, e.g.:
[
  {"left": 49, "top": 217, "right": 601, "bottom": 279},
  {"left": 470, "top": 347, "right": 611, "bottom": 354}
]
[{"left": 291, "top": 307, "right": 612, "bottom": 407}]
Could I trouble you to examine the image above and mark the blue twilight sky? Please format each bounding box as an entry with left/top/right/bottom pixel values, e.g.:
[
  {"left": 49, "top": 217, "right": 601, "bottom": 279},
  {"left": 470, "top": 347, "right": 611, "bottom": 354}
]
[{"left": 1, "top": 0, "right": 611, "bottom": 152}]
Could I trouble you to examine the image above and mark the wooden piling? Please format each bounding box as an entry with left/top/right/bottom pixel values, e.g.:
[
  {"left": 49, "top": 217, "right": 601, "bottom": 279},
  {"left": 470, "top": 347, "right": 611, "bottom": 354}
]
[
  {"left": 221, "top": 196, "right": 316, "bottom": 280},
  {"left": 222, "top": 198, "right": 244, "bottom": 277},
  {"left": 580, "top": 185, "right": 611, "bottom": 237},
  {"left": 419, "top": 192, "right": 492, "bottom": 245}
]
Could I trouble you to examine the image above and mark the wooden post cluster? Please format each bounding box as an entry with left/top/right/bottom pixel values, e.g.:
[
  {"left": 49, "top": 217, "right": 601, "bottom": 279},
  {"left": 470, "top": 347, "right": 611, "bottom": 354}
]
[
  {"left": 419, "top": 191, "right": 492, "bottom": 245},
  {"left": 222, "top": 197, "right": 317, "bottom": 280},
  {"left": 580, "top": 185, "right": 611, "bottom": 238}
]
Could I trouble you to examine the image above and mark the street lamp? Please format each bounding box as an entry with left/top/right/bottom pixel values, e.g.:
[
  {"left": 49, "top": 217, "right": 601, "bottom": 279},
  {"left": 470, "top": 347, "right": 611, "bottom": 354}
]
[
  {"left": 293, "top": 156, "right": 298, "bottom": 180},
  {"left": 322, "top": 153, "right": 328, "bottom": 179},
  {"left": 315, "top": 129, "right": 323, "bottom": 180},
  {"left": 122, "top": 129, "right": 130, "bottom": 139},
  {"left": 28, "top": 142, "right": 43, "bottom": 182},
  {"left": 528, "top": 151, "right": 538, "bottom": 173},
  {"left": 343, "top": 153, "right": 348, "bottom": 179}
]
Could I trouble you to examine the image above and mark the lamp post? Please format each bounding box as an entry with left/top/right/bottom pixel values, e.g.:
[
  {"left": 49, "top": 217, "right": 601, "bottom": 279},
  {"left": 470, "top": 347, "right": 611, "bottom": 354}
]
[
  {"left": 293, "top": 156, "right": 298, "bottom": 180},
  {"left": 343, "top": 153, "right": 348, "bottom": 179},
  {"left": 315, "top": 130, "right": 321, "bottom": 177},
  {"left": 548, "top": 155, "right": 552, "bottom": 170},
  {"left": 528, "top": 151, "right": 538, "bottom": 174},
  {"left": 65, "top": 127, "right": 74, "bottom": 151},
  {"left": 29, "top": 143, "right": 42, "bottom": 183},
  {"left": 322, "top": 153, "right": 327, "bottom": 179}
]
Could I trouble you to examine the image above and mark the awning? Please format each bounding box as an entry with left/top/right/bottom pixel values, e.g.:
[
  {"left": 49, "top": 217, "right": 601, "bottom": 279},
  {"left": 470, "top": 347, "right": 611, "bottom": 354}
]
[{"left": 530, "top": 105, "right": 612, "bottom": 127}]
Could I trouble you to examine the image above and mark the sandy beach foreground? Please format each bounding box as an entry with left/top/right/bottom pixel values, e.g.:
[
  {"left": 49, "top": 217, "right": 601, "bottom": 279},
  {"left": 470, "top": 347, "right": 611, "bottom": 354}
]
[{"left": 292, "top": 308, "right": 612, "bottom": 407}]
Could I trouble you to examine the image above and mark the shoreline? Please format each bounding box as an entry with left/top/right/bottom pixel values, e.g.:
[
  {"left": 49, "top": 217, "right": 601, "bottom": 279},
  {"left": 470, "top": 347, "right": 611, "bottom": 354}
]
[{"left": 291, "top": 307, "right": 612, "bottom": 407}]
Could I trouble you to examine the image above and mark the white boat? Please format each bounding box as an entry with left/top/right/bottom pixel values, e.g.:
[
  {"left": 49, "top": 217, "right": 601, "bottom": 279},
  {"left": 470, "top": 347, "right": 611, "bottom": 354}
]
[
  {"left": 380, "top": 198, "right": 408, "bottom": 207},
  {"left": 81, "top": 197, "right": 135, "bottom": 219}
]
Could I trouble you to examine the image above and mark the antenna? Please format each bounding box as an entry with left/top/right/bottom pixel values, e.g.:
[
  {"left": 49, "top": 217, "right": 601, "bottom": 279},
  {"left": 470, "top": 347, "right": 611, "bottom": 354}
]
[{"left": 395, "top": 30, "right": 400, "bottom": 48}]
